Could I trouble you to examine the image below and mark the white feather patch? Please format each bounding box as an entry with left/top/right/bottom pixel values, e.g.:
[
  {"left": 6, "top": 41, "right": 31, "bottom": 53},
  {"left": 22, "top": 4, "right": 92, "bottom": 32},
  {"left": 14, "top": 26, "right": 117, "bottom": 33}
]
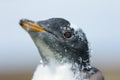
[
  {"left": 32, "top": 63, "right": 76, "bottom": 80},
  {"left": 70, "top": 23, "right": 80, "bottom": 30}
]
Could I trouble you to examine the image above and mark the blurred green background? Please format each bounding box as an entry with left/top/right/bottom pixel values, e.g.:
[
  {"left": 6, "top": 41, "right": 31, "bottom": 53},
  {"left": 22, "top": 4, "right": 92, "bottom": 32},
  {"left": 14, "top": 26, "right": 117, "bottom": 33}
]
[{"left": 0, "top": 0, "right": 120, "bottom": 80}]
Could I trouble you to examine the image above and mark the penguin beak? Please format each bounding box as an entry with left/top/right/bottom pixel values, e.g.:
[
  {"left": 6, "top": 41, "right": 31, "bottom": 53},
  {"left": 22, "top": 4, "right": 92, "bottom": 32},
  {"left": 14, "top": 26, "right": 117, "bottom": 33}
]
[{"left": 19, "top": 19, "right": 46, "bottom": 32}]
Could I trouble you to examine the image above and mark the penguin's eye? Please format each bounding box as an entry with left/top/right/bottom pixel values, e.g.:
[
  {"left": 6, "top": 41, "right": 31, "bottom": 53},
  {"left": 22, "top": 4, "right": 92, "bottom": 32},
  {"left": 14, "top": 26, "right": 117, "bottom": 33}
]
[{"left": 64, "top": 32, "right": 72, "bottom": 38}]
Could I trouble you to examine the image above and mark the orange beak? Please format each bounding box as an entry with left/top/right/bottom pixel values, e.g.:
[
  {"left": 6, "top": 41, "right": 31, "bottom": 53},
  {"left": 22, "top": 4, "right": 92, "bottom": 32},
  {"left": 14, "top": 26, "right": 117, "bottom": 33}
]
[{"left": 20, "top": 20, "right": 46, "bottom": 32}]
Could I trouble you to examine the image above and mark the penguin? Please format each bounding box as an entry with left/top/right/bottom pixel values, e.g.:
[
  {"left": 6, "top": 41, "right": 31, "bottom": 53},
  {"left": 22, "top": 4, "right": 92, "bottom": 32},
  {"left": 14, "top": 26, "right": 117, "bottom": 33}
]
[{"left": 19, "top": 18, "right": 104, "bottom": 80}]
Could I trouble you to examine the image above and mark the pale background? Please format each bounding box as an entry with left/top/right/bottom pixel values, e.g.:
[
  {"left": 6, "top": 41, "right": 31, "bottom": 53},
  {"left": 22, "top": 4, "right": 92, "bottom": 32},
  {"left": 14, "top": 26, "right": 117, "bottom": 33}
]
[{"left": 0, "top": 0, "right": 120, "bottom": 80}]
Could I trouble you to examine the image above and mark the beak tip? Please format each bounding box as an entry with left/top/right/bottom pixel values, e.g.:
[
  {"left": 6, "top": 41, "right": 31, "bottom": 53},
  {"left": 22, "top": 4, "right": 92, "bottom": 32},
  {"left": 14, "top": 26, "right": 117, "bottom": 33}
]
[
  {"left": 19, "top": 19, "right": 28, "bottom": 26},
  {"left": 19, "top": 19, "right": 24, "bottom": 26}
]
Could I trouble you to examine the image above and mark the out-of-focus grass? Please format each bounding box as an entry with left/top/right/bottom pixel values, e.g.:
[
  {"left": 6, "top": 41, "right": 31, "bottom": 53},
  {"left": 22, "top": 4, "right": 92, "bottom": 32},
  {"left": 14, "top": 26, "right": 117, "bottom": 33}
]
[
  {"left": 0, "top": 71, "right": 33, "bottom": 80},
  {"left": 0, "top": 69, "right": 120, "bottom": 80},
  {"left": 103, "top": 69, "right": 120, "bottom": 80}
]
